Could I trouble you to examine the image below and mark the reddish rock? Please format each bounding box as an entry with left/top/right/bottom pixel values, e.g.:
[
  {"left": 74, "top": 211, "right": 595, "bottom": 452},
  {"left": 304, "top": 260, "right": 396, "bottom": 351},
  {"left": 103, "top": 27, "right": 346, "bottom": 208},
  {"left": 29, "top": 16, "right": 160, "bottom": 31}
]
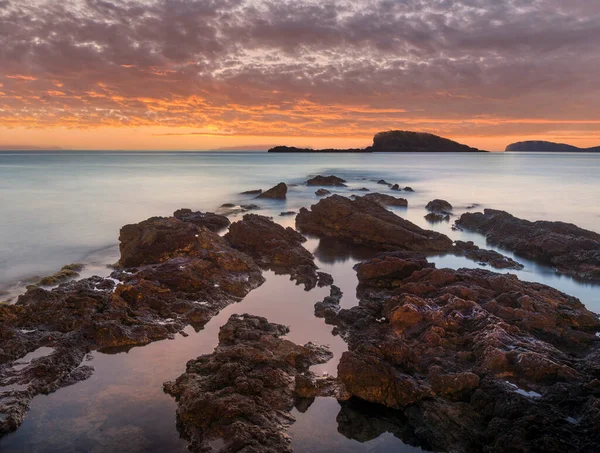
[
  {"left": 296, "top": 195, "right": 453, "bottom": 252},
  {"left": 163, "top": 314, "right": 333, "bottom": 453},
  {"left": 328, "top": 254, "right": 600, "bottom": 452},
  {"left": 173, "top": 208, "right": 230, "bottom": 232},
  {"left": 225, "top": 214, "right": 329, "bottom": 290}
]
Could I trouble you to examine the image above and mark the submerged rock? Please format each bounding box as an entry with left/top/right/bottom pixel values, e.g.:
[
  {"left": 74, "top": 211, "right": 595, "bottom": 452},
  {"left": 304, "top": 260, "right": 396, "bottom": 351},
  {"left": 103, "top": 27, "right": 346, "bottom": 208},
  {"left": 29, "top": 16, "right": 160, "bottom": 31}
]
[
  {"left": 173, "top": 208, "right": 230, "bottom": 232},
  {"left": 163, "top": 314, "right": 334, "bottom": 453},
  {"left": 424, "top": 212, "right": 450, "bottom": 223},
  {"left": 306, "top": 175, "right": 347, "bottom": 187},
  {"left": 279, "top": 211, "right": 296, "bottom": 217},
  {"left": 403, "top": 187, "right": 414, "bottom": 192},
  {"left": 361, "top": 193, "right": 408, "bottom": 207},
  {"left": 36, "top": 263, "right": 84, "bottom": 287},
  {"left": 391, "top": 184, "right": 400, "bottom": 191},
  {"left": 241, "top": 189, "right": 262, "bottom": 195},
  {"left": 256, "top": 182, "right": 287, "bottom": 199},
  {"left": 454, "top": 240, "right": 524, "bottom": 270},
  {"left": 457, "top": 209, "right": 600, "bottom": 282},
  {"left": 296, "top": 195, "right": 453, "bottom": 252},
  {"left": 225, "top": 214, "right": 329, "bottom": 290},
  {"left": 329, "top": 253, "right": 600, "bottom": 452},
  {"left": 315, "top": 189, "right": 331, "bottom": 196},
  {"left": 426, "top": 199, "right": 453, "bottom": 214}
]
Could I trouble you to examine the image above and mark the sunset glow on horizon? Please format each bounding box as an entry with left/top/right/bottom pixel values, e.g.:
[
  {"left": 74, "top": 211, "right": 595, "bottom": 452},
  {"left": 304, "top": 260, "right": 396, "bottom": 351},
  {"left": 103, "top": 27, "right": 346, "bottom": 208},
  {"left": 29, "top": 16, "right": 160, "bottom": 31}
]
[{"left": 2, "top": 0, "right": 600, "bottom": 151}]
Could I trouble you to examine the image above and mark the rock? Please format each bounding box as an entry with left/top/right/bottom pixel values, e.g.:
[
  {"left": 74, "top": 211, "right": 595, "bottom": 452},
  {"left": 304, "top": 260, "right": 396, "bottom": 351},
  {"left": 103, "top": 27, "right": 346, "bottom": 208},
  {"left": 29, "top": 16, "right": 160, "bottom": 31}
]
[
  {"left": 351, "top": 187, "right": 370, "bottom": 192},
  {"left": 306, "top": 175, "right": 347, "bottom": 186},
  {"left": 296, "top": 195, "right": 453, "bottom": 253},
  {"left": 279, "top": 211, "right": 296, "bottom": 217},
  {"left": 173, "top": 209, "right": 230, "bottom": 232},
  {"left": 366, "top": 131, "right": 486, "bottom": 153},
  {"left": 314, "top": 285, "right": 342, "bottom": 322},
  {"left": 221, "top": 203, "right": 236, "bottom": 208},
  {"left": 377, "top": 179, "right": 391, "bottom": 186},
  {"left": 119, "top": 216, "right": 222, "bottom": 268},
  {"left": 1, "top": 215, "right": 265, "bottom": 435},
  {"left": 225, "top": 214, "right": 328, "bottom": 290},
  {"left": 424, "top": 212, "right": 450, "bottom": 223},
  {"left": 426, "top": 199, "right": 453, "bottom": 214},
  {"left": 457, "top": 209, "right": 600, "bottom": 282},
  {"left": 36, "top": 263, "right": 84, "bottom": 286},
  {"left": 240, "top": 204, "right": 259, "bottom": 211},
  {"left": 328, "top": 253, "right": 600, "bottom": 452},
  {"left": 163, "top": 314, "right": 333, "bottom": 453},
  {"left": 315, "top": 189, "right": 331, "bottom": 196},
  {"left": 360, "top": 193, "right": 408, "bottom": 207},
  {"left": 256, "top": 182, "right": 287, "bottom": 199},
  {"left": 403, "top": 187, "right": 414, "bottom": 192},
  {"left": 454, "top": 240, "right": 524, "bottom": 270},
  {"left": 391, "top": 184, "right": 400, "bottom": 191},
  {"left": 241, "top": 189, "right": 262, "bottom": 195}
]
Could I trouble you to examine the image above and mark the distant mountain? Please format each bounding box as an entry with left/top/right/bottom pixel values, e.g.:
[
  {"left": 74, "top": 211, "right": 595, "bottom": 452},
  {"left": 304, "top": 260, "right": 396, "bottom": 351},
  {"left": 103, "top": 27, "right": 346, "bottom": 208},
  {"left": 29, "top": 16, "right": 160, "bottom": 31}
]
[
  {"left": 506, "top": 141, "right": 600, "bottom": 152},
  {"left": 268, "top": 131, "right": 486, "bottom": 153}
]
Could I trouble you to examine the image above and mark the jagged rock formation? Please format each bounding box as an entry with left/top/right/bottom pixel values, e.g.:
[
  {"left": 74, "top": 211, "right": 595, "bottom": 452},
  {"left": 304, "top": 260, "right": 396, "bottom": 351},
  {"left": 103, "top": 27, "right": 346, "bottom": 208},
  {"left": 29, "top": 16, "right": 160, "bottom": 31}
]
[
  {"left": 457, "top": 209, "right": 600, "bottom": 282},
  {"left": 163, "top": 314, "right": 335, "bottom": 453}
]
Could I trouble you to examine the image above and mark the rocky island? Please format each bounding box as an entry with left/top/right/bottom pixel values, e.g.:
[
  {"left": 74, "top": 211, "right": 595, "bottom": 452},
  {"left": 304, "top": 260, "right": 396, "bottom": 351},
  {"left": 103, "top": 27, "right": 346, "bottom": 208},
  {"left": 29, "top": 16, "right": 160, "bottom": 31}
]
[
  {"left": 506, "top": 141, "right": 600, "bottom": 152},
  {"left": 269, "top": 131, "right": 487, "bottom": 153}
]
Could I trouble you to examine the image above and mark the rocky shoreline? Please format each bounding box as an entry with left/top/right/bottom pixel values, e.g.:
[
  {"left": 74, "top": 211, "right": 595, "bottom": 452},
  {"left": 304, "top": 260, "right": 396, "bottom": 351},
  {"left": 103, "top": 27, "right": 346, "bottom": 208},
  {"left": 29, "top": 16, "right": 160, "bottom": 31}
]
[{"left": 1, "top": 176, "right": 599, "bottom": 452}]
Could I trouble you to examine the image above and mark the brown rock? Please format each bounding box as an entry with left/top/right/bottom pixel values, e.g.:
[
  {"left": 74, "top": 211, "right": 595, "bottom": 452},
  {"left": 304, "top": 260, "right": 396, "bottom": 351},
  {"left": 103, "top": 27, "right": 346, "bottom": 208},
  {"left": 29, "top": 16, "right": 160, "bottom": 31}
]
[
  {"left": 256, "top": 182, "right": 287, "bottom": 199},
  {"left": 163, "top": 314, "right": 333, "bottom": 453},
  {"left": 296, "top": 195, "right": 453, "bottom": 252},
  {"left": 306, "top": 175, "right": 347, "bottom": 186},
  {"left": 361, "top": 193, "right": 408, "bottom": 207},
  {"left": 173, "top": 208, "right": 230, "bottom": 232},
  {"left": 457, "top": 209, "right": 600, "bottom": 282}
]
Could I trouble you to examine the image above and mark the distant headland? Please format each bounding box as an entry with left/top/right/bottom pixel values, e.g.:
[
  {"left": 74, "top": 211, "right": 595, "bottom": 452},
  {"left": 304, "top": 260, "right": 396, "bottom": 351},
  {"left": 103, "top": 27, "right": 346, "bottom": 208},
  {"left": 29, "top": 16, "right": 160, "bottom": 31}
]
[
  {"left": 506, "top": 141, "right": 600, "bottom": 152},
  {"left": 268, "top": 130, "right": 487, "bottom": 153}
]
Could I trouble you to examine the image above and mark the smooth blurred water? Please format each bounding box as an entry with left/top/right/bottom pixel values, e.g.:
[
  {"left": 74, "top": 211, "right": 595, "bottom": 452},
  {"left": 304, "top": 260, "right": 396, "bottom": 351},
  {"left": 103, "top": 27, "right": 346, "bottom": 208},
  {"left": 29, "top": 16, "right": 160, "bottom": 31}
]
[
  {"left": 1, "top": 150, "right": 599, "bottom": 452},
  {"left": 1, "top": 151, "right": 599, "bottom": 297}
]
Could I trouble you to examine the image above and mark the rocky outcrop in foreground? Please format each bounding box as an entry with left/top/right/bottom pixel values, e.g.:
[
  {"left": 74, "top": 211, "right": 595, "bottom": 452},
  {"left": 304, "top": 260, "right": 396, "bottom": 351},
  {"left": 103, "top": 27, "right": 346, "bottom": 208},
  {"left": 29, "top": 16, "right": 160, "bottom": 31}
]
[
  {"left": 296, "top": 195, "right": 453, "bottom": 252},
  {"left": 0, "top": 213, "right": 265, "bottom": 435},
  {"left": 457, "top": 209, "right": 600, "bottom": 282},
  {"left": 361, "top": 193, "right": 408, "bottom": 207},
  {"left": 329, "top": 252, "right": 600, "bottom": 452},
  {"left": 225, "top": 214, "right": 331, "bottom": 290},
  {"left": 173, "top": 208, "right": 230, "bottom": 232},
  {"left": 163, "top": 314, "right": 335, "bottom": 453}
]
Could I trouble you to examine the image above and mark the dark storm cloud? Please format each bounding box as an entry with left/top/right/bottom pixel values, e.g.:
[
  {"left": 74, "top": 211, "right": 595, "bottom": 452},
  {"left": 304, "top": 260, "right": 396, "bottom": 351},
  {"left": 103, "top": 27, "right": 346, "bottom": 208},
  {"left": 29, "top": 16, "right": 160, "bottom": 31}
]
[{"left": 1, "top": 0, "right": 599, "bottom": 137}]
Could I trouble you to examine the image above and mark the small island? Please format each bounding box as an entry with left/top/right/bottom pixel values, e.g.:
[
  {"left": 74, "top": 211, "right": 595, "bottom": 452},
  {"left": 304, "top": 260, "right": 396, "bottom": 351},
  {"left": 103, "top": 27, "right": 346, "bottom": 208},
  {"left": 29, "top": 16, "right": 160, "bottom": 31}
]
[
  {"left": 268, "top": 130, "right": 487, "bottom": 153},
  {"left": 506, "top": 140, "right": 600, "bottom": 152}
]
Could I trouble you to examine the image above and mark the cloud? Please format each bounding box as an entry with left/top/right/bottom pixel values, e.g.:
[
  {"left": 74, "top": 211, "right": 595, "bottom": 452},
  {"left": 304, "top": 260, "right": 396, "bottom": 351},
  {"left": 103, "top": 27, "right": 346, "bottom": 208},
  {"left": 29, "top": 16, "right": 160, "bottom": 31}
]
[{"left": 1, "top": 0, "right": 599, "bottom": 143}]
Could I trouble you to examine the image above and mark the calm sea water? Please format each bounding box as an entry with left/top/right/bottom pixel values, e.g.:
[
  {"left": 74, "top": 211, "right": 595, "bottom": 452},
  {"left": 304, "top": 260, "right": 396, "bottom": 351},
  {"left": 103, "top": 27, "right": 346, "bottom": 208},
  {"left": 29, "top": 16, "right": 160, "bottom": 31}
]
[{"left": 1, "top": 151, "right": 599, "bottom": 452}]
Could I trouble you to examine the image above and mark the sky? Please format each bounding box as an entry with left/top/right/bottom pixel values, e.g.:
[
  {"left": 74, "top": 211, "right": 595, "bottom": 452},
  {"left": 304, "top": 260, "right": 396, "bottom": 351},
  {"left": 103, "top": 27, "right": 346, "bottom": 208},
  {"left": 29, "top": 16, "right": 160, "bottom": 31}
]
[{"left": 1, "top": 0, "right": 599, "bottom": 151}]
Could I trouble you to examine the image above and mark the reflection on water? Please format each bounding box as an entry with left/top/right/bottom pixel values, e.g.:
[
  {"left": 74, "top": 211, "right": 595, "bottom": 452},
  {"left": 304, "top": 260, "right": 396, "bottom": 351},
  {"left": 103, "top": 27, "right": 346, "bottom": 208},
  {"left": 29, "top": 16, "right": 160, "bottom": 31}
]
[{"left": 1, "top": 151, "right": 599, "bottom": 452}]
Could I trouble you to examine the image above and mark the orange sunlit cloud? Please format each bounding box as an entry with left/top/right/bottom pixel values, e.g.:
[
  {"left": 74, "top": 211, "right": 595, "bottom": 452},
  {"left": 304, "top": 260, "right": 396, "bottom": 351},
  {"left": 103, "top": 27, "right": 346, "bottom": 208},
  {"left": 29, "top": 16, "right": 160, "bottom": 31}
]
[{"left": 1, "top": 0, "right": 600, "bottom": 151}]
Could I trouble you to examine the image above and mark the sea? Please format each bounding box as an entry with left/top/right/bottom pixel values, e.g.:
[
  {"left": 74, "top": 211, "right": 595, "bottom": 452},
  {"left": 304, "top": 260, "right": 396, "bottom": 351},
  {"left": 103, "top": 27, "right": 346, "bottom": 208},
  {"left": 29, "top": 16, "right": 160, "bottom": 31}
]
[{"left": 0, "top": 150, "right": 599, "bottom": 452}]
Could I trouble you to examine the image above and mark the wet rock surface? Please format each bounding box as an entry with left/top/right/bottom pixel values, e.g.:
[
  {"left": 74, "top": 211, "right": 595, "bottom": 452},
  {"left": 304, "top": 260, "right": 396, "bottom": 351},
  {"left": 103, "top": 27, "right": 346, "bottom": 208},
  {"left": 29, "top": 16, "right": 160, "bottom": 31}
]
[
  {"left": 314, "top": 285, "right": 343, "bottom": 323},
  {"left": 225, "top": 214, "right": 330, "bottom": 290},
  {"left": 457, "top": 209, "right": 600, "bottom": 282},
  {"left": 296, "top": 195, "right": 453, "bottom": 253},
  {"left": 425, "top": 212, "right": 450, "bottom": 223},
  {"left": 35, "top": 263, "right": 84, "bottom": 287},
  {"left": 163, "top": 314, "right": 334, "bottom": 453},
  {"left": 454, "top": 240, "right": 524, "bottom": 270},
  {"left": 256, "top": 182, "right": 287, "bottom": 199},
  {"left": 360, "top": 193, "right": 408, "bottom": 207},
  {"left": 173, "top": 208, "right": 231, "bottom": 232},
  {"left": 306, "top": 175, "right": 347, "bottom": 186},
  {"left": 426, "top": 199, "right": 453, "bottom": 214},
  {"left": 315, "top": 188, "right": 331, "bottom": 196},
  {"left": 1, "top": 215, "right": 265, "bottom": 435},
  {"left": 328, "top": 253, "right": 600, "bottom": 452}
]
